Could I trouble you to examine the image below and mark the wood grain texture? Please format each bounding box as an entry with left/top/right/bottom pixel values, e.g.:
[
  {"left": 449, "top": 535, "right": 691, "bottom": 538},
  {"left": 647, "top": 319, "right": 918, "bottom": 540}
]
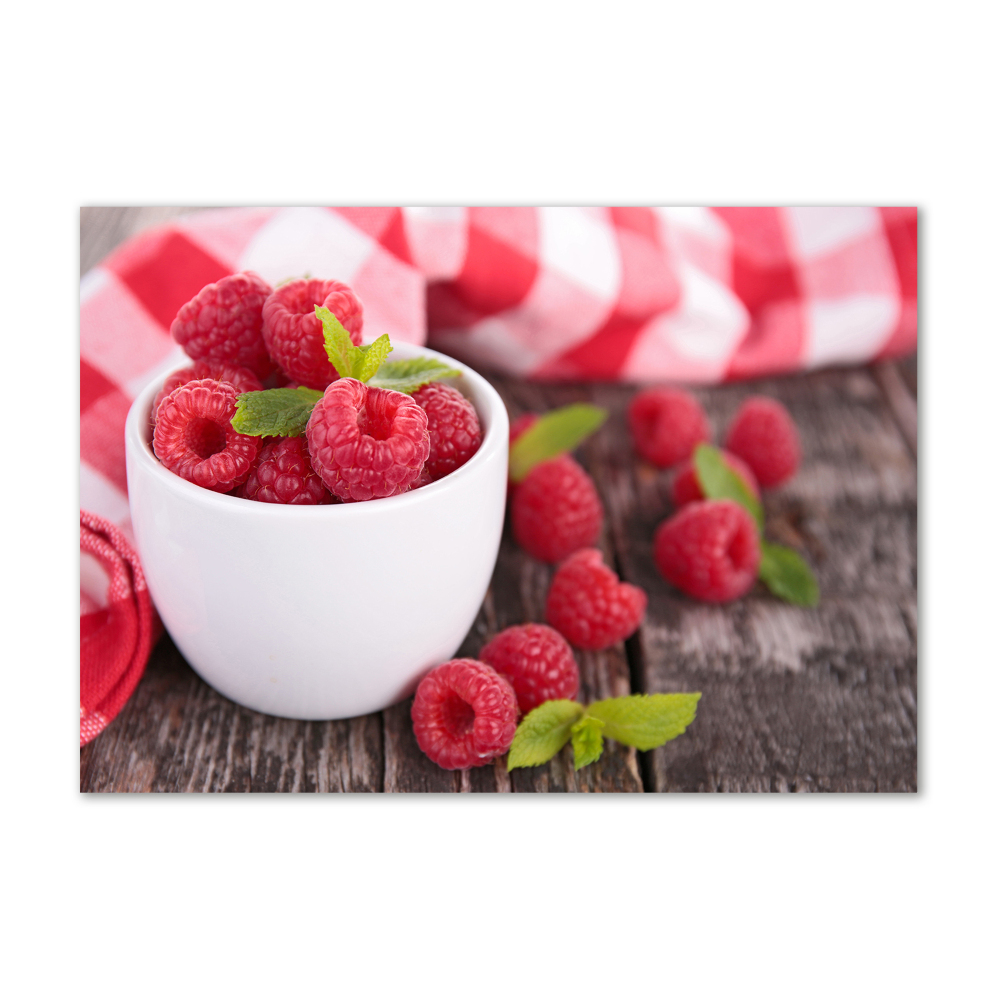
[{"left": 79, "top": 207, "right": 917, "bottom": 793}]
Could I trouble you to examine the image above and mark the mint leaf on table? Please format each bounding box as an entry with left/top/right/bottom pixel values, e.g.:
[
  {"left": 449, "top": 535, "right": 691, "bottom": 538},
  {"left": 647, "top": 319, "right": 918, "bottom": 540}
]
[
  {"left": 693, "top": 442, "right": 765, "bottom": 531},
  {"left": 368, "top": 356, "right": 462, "bottom": 394},
  {"left": 231, "top": 387, "right": 323, "bottom": 437},
  {"left": 585, "top": 693, "right": 701, "bottom": 751},
  {"left": 508, "top": 403, "right": 608, "bottom": 483},
  {"left": 571, "top": 716, "right": 605, "bottom": 770},
  {"left": 507, "top": 700, "right": 584, "bottom": 770},
  {"left": 759, "top": 540, "right": 820, "bottom": 606}
]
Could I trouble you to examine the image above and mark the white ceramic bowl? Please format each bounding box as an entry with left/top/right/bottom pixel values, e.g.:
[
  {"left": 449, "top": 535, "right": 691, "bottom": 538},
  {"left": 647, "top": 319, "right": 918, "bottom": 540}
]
[{"left": 124, "top": 343, "right": 509, "bottom": 720}]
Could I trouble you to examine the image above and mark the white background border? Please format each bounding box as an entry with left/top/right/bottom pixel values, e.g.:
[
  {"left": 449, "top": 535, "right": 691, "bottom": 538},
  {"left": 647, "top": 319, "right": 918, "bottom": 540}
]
[{"left": 6, "top": 1, "right": 994, "bottom": 996}]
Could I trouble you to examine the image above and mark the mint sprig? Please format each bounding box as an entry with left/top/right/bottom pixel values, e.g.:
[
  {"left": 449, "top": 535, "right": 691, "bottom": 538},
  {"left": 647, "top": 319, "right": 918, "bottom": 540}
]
[
  {"left": 570, "top": 716, "right": 605, "bottom": 770},
  {"left": 232, "top": 386, "right": 323, "bottom": 438},
  {"left": 230, "top": 321, "right": 467, "bottom": 437},
  {"left": 316, "top": 305, "right": 392, "bottom": 381},
  {"left": 368, "top": 357, "right": 462, "bottom": 395},
  {"left": 507, "top": 700, "right": 583, "bottom": 769},
  {"left": 693, "top": 443, "right": 764, "bottom": 531},
  {"left": 759, "top": 540, "right": 820, "bottom": 606},
  {"left": 508, "top": 403, "right": 607, "bottom": 483},
  {"left": 693, "top": 442, "right": 820, "bottom": 607},
  {"left": 507, "top": 692, "right": 700, "bottom": 772}
]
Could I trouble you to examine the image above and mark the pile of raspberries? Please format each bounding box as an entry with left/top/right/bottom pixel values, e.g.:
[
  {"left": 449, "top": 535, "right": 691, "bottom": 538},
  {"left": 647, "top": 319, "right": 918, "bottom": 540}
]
[{"left": 150, "top": 272, "right": 482, "bottom": 503}]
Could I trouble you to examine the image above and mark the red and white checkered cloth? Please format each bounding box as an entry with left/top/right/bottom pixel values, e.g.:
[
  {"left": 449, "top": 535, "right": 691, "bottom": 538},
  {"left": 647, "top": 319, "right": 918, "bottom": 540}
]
[{"left": 79, "top": 206, "right": 917, "bottom": 742}]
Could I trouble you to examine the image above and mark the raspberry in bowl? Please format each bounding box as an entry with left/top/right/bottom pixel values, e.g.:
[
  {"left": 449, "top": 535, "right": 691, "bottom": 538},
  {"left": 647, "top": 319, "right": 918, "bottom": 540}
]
[{"left": 124, "top": 342, "right": 509, "bottom": 720}]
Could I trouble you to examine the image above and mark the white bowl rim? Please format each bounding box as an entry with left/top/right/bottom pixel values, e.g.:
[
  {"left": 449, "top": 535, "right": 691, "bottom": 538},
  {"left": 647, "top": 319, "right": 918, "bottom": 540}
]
[{"left": 124, "top": 342, "right": 509, "bottom": 519}]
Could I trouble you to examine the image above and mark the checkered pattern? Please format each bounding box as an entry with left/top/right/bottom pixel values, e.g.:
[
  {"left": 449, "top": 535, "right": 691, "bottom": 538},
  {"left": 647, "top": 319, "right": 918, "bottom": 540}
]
[{"left": 79, "top": 206, "right": 917, "bottom": 742}]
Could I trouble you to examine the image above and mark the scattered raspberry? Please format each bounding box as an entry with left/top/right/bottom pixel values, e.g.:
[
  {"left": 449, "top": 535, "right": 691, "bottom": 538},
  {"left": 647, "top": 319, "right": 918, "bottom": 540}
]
[
  {"left": 545, "top": 549, "right": 647, "bottom": 650},
  {"left": 478, "top": 624, "right": 579, "bottom": 714},
  {"left": 151, "top": 360, "right": 262, "bottom": 431},
  {"left": 724, "top": 396, "right": 800, "bottom": 488},
  {"left": 305, "top": 378, "right": 429, "bottom": 502},
  {"left": 412, "top": 382, "right": 482, "bottom": 481},
  {"left": 410, "top": 659, "right": 518, "bottom": 769},
  {"left": 262, "top": 278, "right": 364, "bottom": 389},
  {"left": 653, "top": 499, "right": 761, "bottom": 602},
  {"left": 239, "top": 436, "right": 334, "bottom": 505},
  {"left": 627, "top": 388, "right": 710, "bottom": 467},
  {"left": 671, "top": 449, "right": 760, "bottom": 507},
  {"left": 153, "top": 379, "right": 261, "bottom": 493},
  {"left": 511, "top": 455, "right": 603, "bottom": 563},
  {"left": 170, "top": 272, "right": 275, "bottom": 380}
]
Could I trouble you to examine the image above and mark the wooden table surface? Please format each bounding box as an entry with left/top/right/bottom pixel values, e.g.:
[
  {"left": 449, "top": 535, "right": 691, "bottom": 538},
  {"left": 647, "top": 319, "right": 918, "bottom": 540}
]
[{"left": 79, "top": 207, "right": 918, "bottom": 793}]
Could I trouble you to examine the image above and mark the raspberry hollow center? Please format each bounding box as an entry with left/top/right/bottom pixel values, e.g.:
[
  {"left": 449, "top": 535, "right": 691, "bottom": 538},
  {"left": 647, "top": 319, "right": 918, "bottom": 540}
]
[
  {"left": 184, "top": 417, "right": 227, "bottom": 459},
  {"left": 440, "top": 691, "right": 476, "bottom": 736},
  {"left": 356, "top": 394, "right": 401, "bottom": 441}
]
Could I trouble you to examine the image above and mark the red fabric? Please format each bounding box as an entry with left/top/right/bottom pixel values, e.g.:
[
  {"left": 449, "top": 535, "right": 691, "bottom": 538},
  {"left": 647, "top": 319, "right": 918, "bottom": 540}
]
[
  {"left": 79, "top": 206, "right": 918, "bottom": 741},
  {"left": 80, "top": 512, "right": 159, "bottom": 745}
]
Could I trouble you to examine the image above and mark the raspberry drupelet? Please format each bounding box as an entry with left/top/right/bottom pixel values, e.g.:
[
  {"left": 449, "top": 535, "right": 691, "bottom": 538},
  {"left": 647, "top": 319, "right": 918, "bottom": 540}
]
[
  {"left": 724, "top": 396, "right": 800, "bottom": 488},
  {"left": 152, "top": 379, "right": 261, "bottom": 493},
  {"left": 170, "top": 271, "right": 275, "bottom": 380},
  {"left": 411, "top": 382, "right": 482, "bottom": 481},
  {"left": 262, "top": 278, "right": 363, "bottom": 390},
  {"left": 239, "top": 436, "right": 334, "bottom": 505},
  {"left": 653, "top": 499, "right": 761, "bottom": 602},
  {"left": 410, "top": 659, "right": 519, "bottom": 769},
  {"left": 627, "top": 387, "right": 711, "bottom": 468},
  {"left": 478, "top": 624, "right": 579, "bottom": 714},
  {"left": 305, "top": 378, "right": 429, "bottom": 502},
  {"left": 545, "top": 548, "right": 647, "bottom": 650}
]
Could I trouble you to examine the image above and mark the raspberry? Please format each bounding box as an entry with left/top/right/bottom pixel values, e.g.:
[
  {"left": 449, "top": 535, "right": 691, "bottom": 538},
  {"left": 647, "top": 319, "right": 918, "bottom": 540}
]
[
  {"left": 627, "top": 388, "right": 710, "bottom": 467},
  {"left": 410, "top": 659, "right": 518, "bottom": 769},
  {"left": 262, "top": 278, "right": 363, "bottom": 389},
  {"left": 511, "top": 455, "right": 604, "bottom": 563},
  {"left": 478, "top": 624, "right": 579, "bottom": 714},
  {"left": 545, "top": 549, "right": 647, "bottom": 650},
  {"left": 670, "top": 449, "right": 760, "bottom": 507},
  {"left": 153, "top": 379, "right": 261, "bottom": 493},
  {"left": 724, "top": 396, "right": 800, "bottom": 488},
  {"left": 305, "top": 378, "right": 429, "bottom": 502},
  {"left": 151, "top": 360, "right": 263, "bottom": 431},
  {"left": 239, "top": 436, "right": 334, "bottom": 505},
  {"left": 411, "top": 382, "right": 482, "bottom": 481},
  {"left": 653, "top": 499, "right": 761, "bottom": 602},
  {"left": 409, "top": 464, "right": 435, "bottom": 491},
  {"left": 170, "top": 271, "right": 275, "bottom": 380}
]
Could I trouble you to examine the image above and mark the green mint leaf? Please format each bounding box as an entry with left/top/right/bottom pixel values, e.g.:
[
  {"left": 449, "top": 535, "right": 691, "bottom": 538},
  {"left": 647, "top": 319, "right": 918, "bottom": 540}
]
[
  {"left": 316, "top": 305, "right": 361, "bottom": 379},
  {"left": 506, "top": 700, "right": 585, "bottom": 770},
  {"left": 368, "top": 356, "right": 462, "bottom": 394},
  {"left": 693, "top": 443, "right": 765, "bottom": 531},
  {"left": 571, "top": 716, "right": 605, "bottom": 770},
  {"left": 758, "top": 540, "right": 820, "bottom": 606},
  {"left": 508, "top": 403, "right": 607, "bottom": 483},
  {"left": 355, "top": 334, "right": 393, "bottom": 383},
  {"left": 585, "top": 693, "right": 701, "bottom": 751},
  {"left": 231, "top": 387, "right": 323, "bottom": 437}
]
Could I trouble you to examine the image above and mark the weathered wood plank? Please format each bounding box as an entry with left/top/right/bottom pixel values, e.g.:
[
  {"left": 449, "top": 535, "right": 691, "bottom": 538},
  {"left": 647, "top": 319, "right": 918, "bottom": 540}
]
[{"left": 80, "top": 635, "right": 384, "bottom": 792}]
